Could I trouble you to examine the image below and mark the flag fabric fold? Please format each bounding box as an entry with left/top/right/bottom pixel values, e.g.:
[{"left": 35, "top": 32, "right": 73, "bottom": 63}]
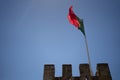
[{"left": 68, "top": 6, "right": 85, "bottom": 36}]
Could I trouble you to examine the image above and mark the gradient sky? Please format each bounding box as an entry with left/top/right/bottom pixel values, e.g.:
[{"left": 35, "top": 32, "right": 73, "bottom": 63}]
[{"left": 0, "top": 0, "right": 120, "bottom": 80}]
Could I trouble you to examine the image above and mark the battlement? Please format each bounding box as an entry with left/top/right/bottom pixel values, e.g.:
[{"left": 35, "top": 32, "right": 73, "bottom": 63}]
[{"left": 43, "top": 63, "right": 112, "bottom": 80}]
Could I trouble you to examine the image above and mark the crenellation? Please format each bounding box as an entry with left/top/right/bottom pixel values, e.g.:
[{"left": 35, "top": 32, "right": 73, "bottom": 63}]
[
  {"left": 79, "top": 64, "right": 92, "bottom": 80},
  {"left": 62, "top": 64, "right": 72, "bottom": 80},
  {"left": 96, "top": 63, "right": 112, "bottom": 80},
  {"left": 43, "top": 64, "right": 55, "bottom": 80},
  {"left": 43, "top": 63, "right": 112, "bottom": 80}
]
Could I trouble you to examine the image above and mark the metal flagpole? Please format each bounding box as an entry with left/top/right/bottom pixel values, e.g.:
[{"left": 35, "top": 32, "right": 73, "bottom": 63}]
[{"left": 84, "top": 35, "right": 93, "bottom": 76}]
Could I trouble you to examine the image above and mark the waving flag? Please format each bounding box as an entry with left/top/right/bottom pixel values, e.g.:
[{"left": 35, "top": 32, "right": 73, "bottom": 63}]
[
  {"left": 68, "top": 6, "right": 85, "bottom": 36},
  {"left": 68, "top": 6, "right": 93, "bottom": 75}
]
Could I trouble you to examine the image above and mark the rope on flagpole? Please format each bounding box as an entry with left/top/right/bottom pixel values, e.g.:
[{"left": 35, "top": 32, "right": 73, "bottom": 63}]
[{"left": 84, "top": 35, "right": 93, "bottom": 76}]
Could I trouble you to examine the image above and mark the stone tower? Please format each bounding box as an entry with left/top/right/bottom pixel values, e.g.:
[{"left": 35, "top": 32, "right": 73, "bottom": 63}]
[{"left": 43, "top": 63, "right": 112, "bottom": 80}]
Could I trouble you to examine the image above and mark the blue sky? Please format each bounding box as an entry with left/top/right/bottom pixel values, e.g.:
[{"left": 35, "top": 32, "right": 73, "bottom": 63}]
[{"left": 0, "top": 0, "right": 120, "bottom": 80}]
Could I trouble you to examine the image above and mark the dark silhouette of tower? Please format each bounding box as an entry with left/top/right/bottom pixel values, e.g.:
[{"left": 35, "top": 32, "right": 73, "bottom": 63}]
[{"left": 43, "top": 63, "right": 112, "bottom": 80}]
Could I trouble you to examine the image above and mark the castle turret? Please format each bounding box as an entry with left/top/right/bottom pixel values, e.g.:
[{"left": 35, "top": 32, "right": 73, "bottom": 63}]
[
  {"left": 79, "top": 64, "right": 92, "bottom": 80},
  {"left": 43, "top": 64, "right": 55, "bottom": 80},
  {"left": 62, "top": 64, "right": 72, "bottom": 80},
  {"left": 43, "top": 63, "right": 112, "bottom": 80},
  {"left": 96, "top": 63, "right": 112, "bottom": 80}
]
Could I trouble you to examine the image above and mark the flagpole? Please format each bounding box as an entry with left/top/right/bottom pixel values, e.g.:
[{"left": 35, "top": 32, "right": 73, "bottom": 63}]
[
  {"left": 67, "top": 6, "right": 93, "bottom": 76},
  {"left": 84, "top": 35, "right": 93, "bottom": 76}
]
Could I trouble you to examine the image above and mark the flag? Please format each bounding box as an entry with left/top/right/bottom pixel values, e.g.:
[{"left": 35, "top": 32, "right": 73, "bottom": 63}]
[{"left": 68, "top": 6, "right": 85, "bottom": 36}]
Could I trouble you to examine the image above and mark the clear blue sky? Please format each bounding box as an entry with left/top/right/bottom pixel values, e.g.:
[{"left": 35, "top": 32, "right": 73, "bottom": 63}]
[{"left": 0, "top": 0, "right": 120, "bottom": 80}]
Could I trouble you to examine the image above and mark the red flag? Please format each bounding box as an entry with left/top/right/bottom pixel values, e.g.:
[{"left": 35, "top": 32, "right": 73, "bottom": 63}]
[{"left": 68, "top": 6, "right": 85, "bottom": 35}]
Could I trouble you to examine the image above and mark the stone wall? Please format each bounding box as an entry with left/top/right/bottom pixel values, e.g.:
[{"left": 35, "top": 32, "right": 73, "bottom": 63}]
[{"left": 43, "top": 63, "right": 112, "bottom": 80}]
